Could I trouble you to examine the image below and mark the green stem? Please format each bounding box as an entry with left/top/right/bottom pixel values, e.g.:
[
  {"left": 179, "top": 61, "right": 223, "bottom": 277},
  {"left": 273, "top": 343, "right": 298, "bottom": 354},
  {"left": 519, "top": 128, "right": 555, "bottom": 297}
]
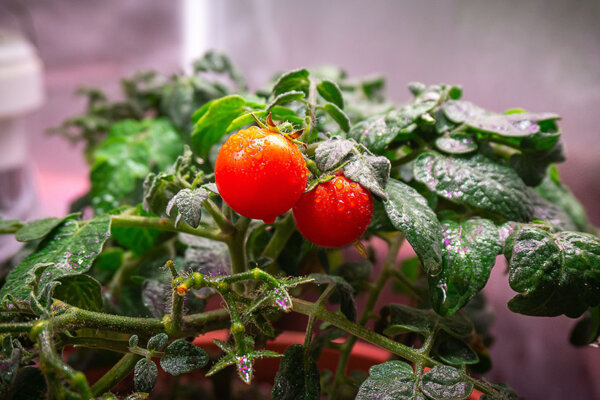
[
  {"left": 61, "top": 336, "right": 131, "bottom": 354},
  {"left": 38, "top": 327, "right": 93, "bottom": 399},
  {"left": 91, "top": 353, "right": 141, "bottom": 396},
  {"left": 110, "top": 214, "right": 226, "bottom": 242},
  {"left": 204, "top": 199, "right": 234, "bottom": 234},
  {"left": 166, "top": 288, "right": 184, "bottom": 336},
  {"left": 0, "top": 321, "right": 34, "bottom": 333},
  {"left": 227, "top": 216, "right": 251, "bottom": 294},
  {"left": 262, "top": 213, "right": 297, "bottom": 273},
  {"left": 329, "top": 233, "right": 404, "bottom": 398},
  {"left": 291, "top": 298, "right": 500, "bottom": 398}
]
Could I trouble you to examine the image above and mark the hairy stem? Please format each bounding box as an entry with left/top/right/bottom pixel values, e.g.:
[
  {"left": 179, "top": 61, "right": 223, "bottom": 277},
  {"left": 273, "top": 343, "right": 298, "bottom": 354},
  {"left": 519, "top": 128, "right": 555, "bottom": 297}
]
[
  {"left": 262, "top": 213, "right": 297, "bottom": 273},
  {"left": 204, "top": 198, "right": 234, "bottom": 234},
  {"left": 330, "top": 233, "right": 404, "bottom": 398},
  {"left": 91, "top": 353, "right": 142, "bottom": 396}
]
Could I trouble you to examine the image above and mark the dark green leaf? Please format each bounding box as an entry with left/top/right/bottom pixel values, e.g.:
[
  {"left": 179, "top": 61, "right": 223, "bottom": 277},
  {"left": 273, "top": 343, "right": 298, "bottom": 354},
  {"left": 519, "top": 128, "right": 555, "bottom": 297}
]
[
  {"left": 384, "top": 179, "right": 443, "bottom": 275},
  {"left": 344, "top": 153, "right": 391, "bottom": 199},
  {"left": 317, "top": 80, "right": 344, "bottom": 109},
  {"left": 467, "top": 114, "right": 541, "bottom": 137},
  {"left": 414, "top": 152, "right": 534, "bottom": 222},
  {"left": 322, "top": 102, "right": 350, "bottom": 132},
  {"left": 381, "top": 304, "right": 473, "bottom": 339},
  {"left": 0, "top": 215, "right": 110, "bottom": 302},
  {"left": 421, "top": 366, "right": 473, "bottom": 400},
  {"left": 94, "top": 247, "right": 124, "bottom": 273},
  {"left": 535, "top": 166, "right": 588, "bottom": 231},
  {"left": 147, "top": 333, "right": 168, "bottom": 352},
  {"left": 433, "top": 331, "right": 479, "bottom": 366},
  {"left": 505, "top": 226, "right": 600, "bottom": 317},
  {"left": 267, "top": 90, "right": 305, "bottom": 110},
  {"left": 314, "top": 139, "right": 356, "bottom": 172},
  {"left": 272, "top": 69, "right": 310, "bottom": 97},
  {"left": 569, "top": 309, "right": 600, "bottom": 347},
  {"left": 15, "top": 215, "right": 77, "bottom": 242},
  {"left": 429, "top": 218, "right": 501, "bottom": 316},
  {"left": 310, "top": 274, "right": 356, "bottom": 322},
  {"left": 53, "top": 275, "right": 103, "bottom": 311},
  {"left": 356, "top": 360, "right": 417, "bottom": 400},
  {"left": 0, "top": 346, "right": 20, "bottom": 394},
  {"left": 166, "top": 188, "right": 209, "bottom": 228},
  {"left": 509, "top": 140, "right": 564, "bottom": 186},
  {"left": 435, "top": 132, "right": 478, "bottom": 155},
  {"left": 160, "top": 339, "right": 209, "bottom": 376},
  {"left": 347, "top": 112, "right": 415, "bottom": 154},
  {"left": 191, "top": 95, "right": 253, "bottom": 159},
  {"left": 141, "top": 280, "right": 168, "bottom": 318},
  {"left": 134, "top": 358, "right": 157, "bottom": 393},
  {"left": 129, "top": 335, "right": 139, "bottom": 348},
  {"left": 334, "top": 260, "right": 372, "bottom": 291},
  {"left": 530, "top": 190, "right": 577, "bottom": 231},
  {"left": 272, "top": 344, "right": 320, "bottom": 400}
]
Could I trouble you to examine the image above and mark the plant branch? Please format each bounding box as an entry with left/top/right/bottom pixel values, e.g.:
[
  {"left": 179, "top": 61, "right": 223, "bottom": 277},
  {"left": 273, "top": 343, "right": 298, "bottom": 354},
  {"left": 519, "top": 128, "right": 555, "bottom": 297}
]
[
  {"left": 204, "top": 198, "right": 234, "bottom": 234},
  {"left": 91, "top": 353, "right": 142, "bottom": 396},
  {"left": 329, "top": 233, "right": 404, "bottom": 398},
  {"left": 110, "top": 214, "right": 227, "bottom": 242},
  {"left": 262, "top": 213, "right": 297, "bottom": 273}
]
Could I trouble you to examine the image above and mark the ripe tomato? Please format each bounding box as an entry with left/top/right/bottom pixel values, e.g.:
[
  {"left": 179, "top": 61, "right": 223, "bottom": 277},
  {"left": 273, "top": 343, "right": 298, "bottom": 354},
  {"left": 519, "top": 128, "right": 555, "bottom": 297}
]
[
  {"left": 292, "top": 173, "right": 373, "bottom": 247},
  {"left": 215, "top": 126, "right": 308, "bottom": 224}
]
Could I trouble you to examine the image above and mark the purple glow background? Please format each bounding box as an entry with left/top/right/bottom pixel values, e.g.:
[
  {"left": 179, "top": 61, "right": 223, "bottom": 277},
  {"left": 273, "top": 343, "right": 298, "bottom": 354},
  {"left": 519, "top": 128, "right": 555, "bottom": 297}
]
[{"left": 1, "top": 1, "right": 599, "bottom": 399}]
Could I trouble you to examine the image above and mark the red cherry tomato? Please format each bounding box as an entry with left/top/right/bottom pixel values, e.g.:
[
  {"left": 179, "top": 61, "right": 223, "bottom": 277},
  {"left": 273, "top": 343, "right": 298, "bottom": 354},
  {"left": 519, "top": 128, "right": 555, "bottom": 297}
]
[
  {"left": 215, "top": 126, "right": 308, "bottom": 224},
  {"left": 292, "top": 173, "right": 373, "bottom": 247}
]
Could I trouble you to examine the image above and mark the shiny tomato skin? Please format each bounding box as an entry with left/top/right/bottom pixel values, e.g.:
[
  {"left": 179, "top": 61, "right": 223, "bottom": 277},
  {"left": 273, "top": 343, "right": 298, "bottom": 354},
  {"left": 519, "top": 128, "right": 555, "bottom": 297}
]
[
  {"left": 292, "top": 173, "right": 373, "bottom": 247},
  {"left": 215, "top": 126, "right": 308, "bottom": 224}
]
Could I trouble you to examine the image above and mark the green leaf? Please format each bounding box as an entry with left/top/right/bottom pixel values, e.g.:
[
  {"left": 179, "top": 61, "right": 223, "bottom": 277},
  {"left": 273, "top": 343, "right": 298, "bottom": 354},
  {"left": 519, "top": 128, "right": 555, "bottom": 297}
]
[
  {"left": 344, "top": 152, "right": 391, "bottom": 199},
  {"left": 433, "top": 331, "right": 479, "bottom": 366},
  {"left": 166, "top": 188, "right": 209, "bottom": 228},
  {"left": 569, "top": 308, "right": 600, "bottom": 347},
  {"left": 322, "top": 102, "right": 350, "bottom": 132},
  {"left": 383, "top": 179, "right": 443, "bottom": 275},
  {"left": 15, "top": 215, "right": 77, "bottom": 242},
  {"left": 530, "top": 190, "right": 577, "bottom": 231},
  {"left": 479, "top": 383, "right": 522, "bottom": 400},
  {"left": 272, "top": 344, "right": 320, "bottom": 400},
  {"left": 134, "top": 358, "right": 157, "bottom": 393},
  {"left": 508, "top": 140, "right": 564, "bottom": 186},
  {"left": 129, "top": 335, "right": 139, "bottom": 348},
  {"left": 147, "top": 333, "right": 168, "bottom": 352},
  {"left": 535, "top": 167, "right": 588, "bottom": 231},
  {"left": 429, "top": 218, "right": 502, "bottom": 316},
  {"left": 310, "top": 274, "right": 356, "bottom": 322},
  {"left": 267, "top": 90, "right": 305, "bottom": 110},
  {"left": 272, "top": 69, "right": 310, "bottom": 97},
  {"left": 90, "top": 119, "right": 183, "bottom": 214},
  {"left": 314, "top": 139, "right": 356, "bottom": 172},
  {"left": 505, "top": 225, "right": 600, "bottom": 317},
  {"left": 111, "top": 206, "right": 161, "bottom": 255},
  {"left": 192, "top": 50, "right": 247, "bottom": 91},
  {"left": 435, "top": 132, "right": 478, "bottom": 155},
  {"left": 226, "top": 106, "right": 304, "bottom": 132},
  {"left": 347, "top": 112, "right": 415, "bottom": 154},
  {"left": 414, "top": 152, "right": 534, "bottom": 222},
  {"left": 380, "top": 304, "right": 473, "bottom": 339},
  {"left": 191, "top": 95, "right": 253, "bottom": 159},
  {"left": 443, "top": 101, "right": 490, "bottom": 124},
  {"left": 160, "top": 339, "right": 209, "bottom": 376},
  {"left": 317, "top": 80, "right": 344, "bottom": 109},
  {"left": 53, "top": 275, "right": 103, "bottom": 311},
  {"left": 421, "top": 366, "right": 473, "bottom": 400},
  {"left": 0, "top": 215, "right": 110, "bottom": 302},
  {"left": 0, "top": 218, "right": 22, "bottom": 234},
  {"left": 356, "top": 360, "right": 417, "bottom": 400}
]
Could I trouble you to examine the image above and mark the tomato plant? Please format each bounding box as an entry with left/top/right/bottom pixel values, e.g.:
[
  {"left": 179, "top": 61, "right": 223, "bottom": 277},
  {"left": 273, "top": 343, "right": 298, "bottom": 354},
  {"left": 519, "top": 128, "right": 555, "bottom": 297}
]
[
  {"left": 0, "top": 52, "right": 598, "bottom": 400},
  {"left": 215, "top": 125, "right": 307, "bottom": 224},
  {"left": 293, "top": 172, "right": 373, "bottom": 247}
]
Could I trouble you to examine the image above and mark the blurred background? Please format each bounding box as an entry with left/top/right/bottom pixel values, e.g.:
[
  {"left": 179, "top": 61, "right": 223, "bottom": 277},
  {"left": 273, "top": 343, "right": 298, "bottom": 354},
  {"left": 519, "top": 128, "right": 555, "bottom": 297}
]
[{"left": 0, "top": 1, "right": 598, "bottom": 399}]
